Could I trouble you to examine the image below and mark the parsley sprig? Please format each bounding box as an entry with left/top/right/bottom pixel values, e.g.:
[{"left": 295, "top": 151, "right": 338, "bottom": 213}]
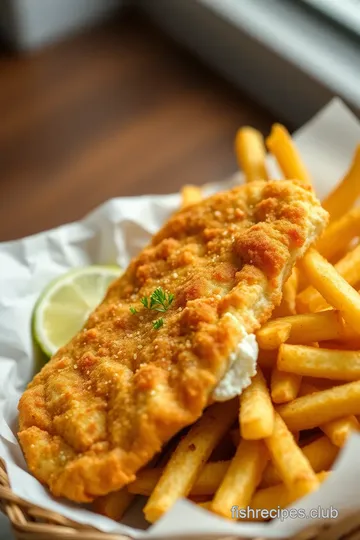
[
  {"left": 153, "top": 318, "right": 164, "bottom": 330},
  {"left": 141, "top": 288, "right": 174, "bottom": 312},
  {"left": 130, "top": 287, "right": 174, "bottom": 329}
]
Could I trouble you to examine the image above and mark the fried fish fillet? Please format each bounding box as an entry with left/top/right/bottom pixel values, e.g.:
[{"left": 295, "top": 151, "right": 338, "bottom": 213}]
[{"left": 18, "top": 180, "right": 328, "bottom": 502}]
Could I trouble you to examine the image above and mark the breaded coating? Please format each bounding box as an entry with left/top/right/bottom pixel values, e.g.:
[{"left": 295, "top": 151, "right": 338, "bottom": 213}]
[{"left": 18, "top": 181, "right": 328, "bottom": 502}]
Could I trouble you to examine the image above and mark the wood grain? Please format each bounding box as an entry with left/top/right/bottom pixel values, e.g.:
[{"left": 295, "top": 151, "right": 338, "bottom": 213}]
[{"left": 0, "top": 12, "right": 276, "bottom": 242}]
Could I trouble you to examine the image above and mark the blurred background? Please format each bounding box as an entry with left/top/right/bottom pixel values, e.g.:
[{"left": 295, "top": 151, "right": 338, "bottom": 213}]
[{"left": 0, "top": 0, "right": 359, "bottom": 243}]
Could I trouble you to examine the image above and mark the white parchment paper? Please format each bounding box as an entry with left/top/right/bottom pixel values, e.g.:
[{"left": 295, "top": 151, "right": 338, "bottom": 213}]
[{"left": 1, "top": 98, "right": 360, "bottom": 539}]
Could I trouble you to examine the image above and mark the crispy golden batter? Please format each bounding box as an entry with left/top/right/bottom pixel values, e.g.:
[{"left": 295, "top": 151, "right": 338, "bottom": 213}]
[{"left": 18, "top": 181, "right": 327, "bottom": 502}]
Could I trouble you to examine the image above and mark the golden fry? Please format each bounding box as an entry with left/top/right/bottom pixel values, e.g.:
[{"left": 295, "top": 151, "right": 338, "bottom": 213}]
[
  {"left": 341, "top": 321, "right": 360, "bottom": 343},
  {"left": 129, "top": 461, "right": 230, "bottom": 497},
  {"left": 235, "top": 127, "right": 268, "bottom": 183},
  {"left": 211, "top": 439, "right": 268, "bottom": 517},
  {"left": 278, "top": 344, "right": 360, "bottom": 381},
  {"left": 264, "top": 412, "right": 319, "bottom": 499},
  {"left": 249, "top": 472, "right": 329, "bottom": 519},
  {"left": 128, "top": 469, "right": 160, "bottom": 496},
  {"left": 322, "top": 145, "right": 360, "bottom": 222},
  {"left": 301, "top": 435, "right": 339, "bottom": 470},
  {"left": 92, "top": 489, "right": 134, "bottom": 521},
  {"left": 317, "top": 207, "right": 360, "bottom": 261},
  {"left": 299, "top": 380, "right": 358, "bottom": 446},
  {"left": 240, "top": 368, "right": 274, "bottom": 439},
  {"left": 287, "top": 312, "right": 345, "bottom": 343},
  {"left": 180, "top": 185, "right": 202, "bottom": 208},
  {"left": 256, "top": 321, "right": 291, "bottom": 350},
  {"left": 144, "top": 400, "right": 238, "bottom": 523},
  {"left": 248, "top": 484, "right": 293, "bottom": 519},
  {"left": 299, "top": 380, "right": 335, "bottom": 394},
  {"left": 277, "top": 380, "right": 360, "bottom": 432},
  {"left": 261, "top": 435, "right": 337, "bottom": 488},
  {"left": 321, "top": 415, "right": 360, "bottom": 448},
  {"left": 258, "top": 311, "right": 344, "bottom": 349},
  {"left": 271, "top": 367, "right": 301, "bottom": 404},
  {"left": 197, "top": 501, "right": 212, "bottom": 510},
  {"left": 297, "top": 245, "right": 360, "bottom": 313},
  {"left": 298, "top": 248, "right": 360, "bottom": 334},
  {"left": 266, "top": 124, "right": 312, "bottom": 188}
]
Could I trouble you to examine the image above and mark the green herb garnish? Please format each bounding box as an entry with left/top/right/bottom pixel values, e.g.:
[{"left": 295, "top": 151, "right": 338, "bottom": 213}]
[
  {"left": 141, "top": 287, "right": 174, "bottom": 313},
  {"left": 129, "top": 287, "right": 174, "bottom": 330},
  {"left": 153, "top": 318, "right": 164, "bottom": 330}
]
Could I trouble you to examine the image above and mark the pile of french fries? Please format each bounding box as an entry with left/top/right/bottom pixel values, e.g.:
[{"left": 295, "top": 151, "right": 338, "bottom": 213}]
[{"left": 94, "top": 124, "right": 360, "bottom": 524}]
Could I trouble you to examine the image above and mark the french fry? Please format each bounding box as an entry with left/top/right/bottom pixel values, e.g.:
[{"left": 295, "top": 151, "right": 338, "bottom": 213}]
[
  {"left": 271, "top": 367, "right": 302, "bottom": 404},
  {"left": 299, "top": 380, "right": 358, "bottom": 446},
  {"left": 297, "top": 245, "right": 360, "bottom": 313},
  {"left": 261, "top": 435, "right": 337, "bottom": 488},
  {"left": 235, "top": 127, "right": 268, "bottom": 183},
  {"left": 272, "top": 268, "right": 299, "bottom": 318},
  {"left": 341, "top": 319, "right": 360, "bottom": 343},
  {"left": 329, "top": 245, "right": 358, "bottom": 266},
  {"left": 258, "top": 310, "right": 344, "bottom": 349},
  {"left": 266, "top": 124, "right": 312, "bottom": 188},
  {"left": 317, "top": 340, "right": 356, "bottom": 350},
  {"left": 249, "top": 472, "right": 329, "bottom": 519},
  {"left": 128, "top": 469, "right": 161, "bottom": 496},
  {"left": 92, "top": 489, "right": 134, "bottom": 521},
  {"left": 298, "top": 248, "right": 360, "bottom": 334},
  {"left": 197, "top": 501, "right": 212, "bottom": 510},
  {"left": 316, "top": 207, "right": 360, "bottom": 261},
  {"left": 300, "top": 435, "right": 338, "bottom": 470},
  {"left": 248, "top": 484, "right": 292, "bottom": 519},
  {"left": 278, "top": 344, "right": 360, "bottom": 381},
  {"left": 180, "top": 185, "right": 202, "bottom": 208},
  {"left": 211, "top": 439, "right": 268, "bottom": 517},
  {"left": 299, "top": 380, "right": 335, "bottom": 394},
  {"left": 256, "top": 321, "right": 291, "bottom": 350},
  {"left": 277, "top": 380, "right": 360, "bottom": 432},
  {"left": 129, "top": 461, "right": 230, "bottom": 497},
  {"left": 144, "top": 400, "right": 238, "bottom": 523},
  {"left": 321, "top": 415, "right": 360, "bottom": 448},
  {"left": 264, "top": 412, "right": 319, "bottom": 499},
  {"left": 297, "top": 267, "right": 309, "bottom": 293},
  {"left": 322, "top": 145, "right": 360, "bottom": 222},
  {"left": 288, "top": 312, "right": 347, "bottom": 344},
  {"left": 240, "top": 368, "right": 274, "bottom": 439}
]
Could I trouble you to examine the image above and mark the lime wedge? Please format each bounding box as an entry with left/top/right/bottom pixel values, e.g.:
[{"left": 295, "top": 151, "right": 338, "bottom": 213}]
[{"left": 33, "top": 265, "right": 122, "bottom": 358}]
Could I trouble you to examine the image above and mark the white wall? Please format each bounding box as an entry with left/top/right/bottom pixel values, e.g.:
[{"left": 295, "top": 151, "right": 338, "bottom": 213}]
[{"left": 1, "top": 0, "right": 122, "bottom": 50}]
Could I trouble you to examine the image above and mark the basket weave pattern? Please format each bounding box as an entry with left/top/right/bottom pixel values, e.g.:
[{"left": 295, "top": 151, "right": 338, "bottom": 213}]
[{"left": 0, "top": 460, "right": 130, "bottom": 540}]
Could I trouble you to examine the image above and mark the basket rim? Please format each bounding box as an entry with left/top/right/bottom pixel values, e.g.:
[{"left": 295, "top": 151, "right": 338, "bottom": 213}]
[
  {"left": 0, "top": 459, "right": 131, "bottom": 539},
  {"left": 4, "top": 456, "right": 360, "bottom": 540}
]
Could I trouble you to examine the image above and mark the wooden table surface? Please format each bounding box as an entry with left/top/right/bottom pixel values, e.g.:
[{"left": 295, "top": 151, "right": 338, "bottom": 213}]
[{"left": 0, "top": 11, "right": 276, "bottom": 242}]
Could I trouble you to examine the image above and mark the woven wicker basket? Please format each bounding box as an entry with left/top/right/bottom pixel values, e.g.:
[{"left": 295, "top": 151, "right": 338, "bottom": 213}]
[{"left": 1, "top": 458, "right": 360, "bottom": 540}]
